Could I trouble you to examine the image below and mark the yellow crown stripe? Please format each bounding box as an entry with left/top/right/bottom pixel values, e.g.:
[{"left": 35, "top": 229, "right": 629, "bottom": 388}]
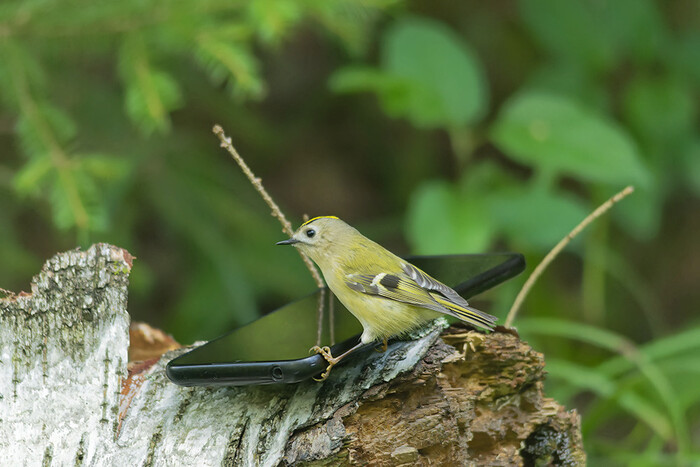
[{"left": 301, "top": 216, "right": 339, "bottom": 227}]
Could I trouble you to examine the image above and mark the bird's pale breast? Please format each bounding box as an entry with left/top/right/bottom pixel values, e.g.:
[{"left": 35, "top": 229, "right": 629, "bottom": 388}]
[{"left": 330, "top": 275, "right": 440, "bottom": 344}]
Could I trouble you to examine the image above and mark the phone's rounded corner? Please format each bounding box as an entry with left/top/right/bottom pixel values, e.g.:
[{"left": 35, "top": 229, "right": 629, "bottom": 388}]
[
  {"left": 164, "top": 360, "right": 182, "bottom": 385},
  {"left": 511, "top": 252, "right": 526, "bottom": 272}
]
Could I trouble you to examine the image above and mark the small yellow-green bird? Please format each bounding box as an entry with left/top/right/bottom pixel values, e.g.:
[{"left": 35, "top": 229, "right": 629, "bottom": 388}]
[{"left": 277, "top": 216, "right": 496, "bottom": 379}]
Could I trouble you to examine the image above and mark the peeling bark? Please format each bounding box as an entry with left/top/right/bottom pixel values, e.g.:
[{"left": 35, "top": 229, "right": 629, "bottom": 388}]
[{"left": 0, "top": 244, "right": 585, "bottom": 466}]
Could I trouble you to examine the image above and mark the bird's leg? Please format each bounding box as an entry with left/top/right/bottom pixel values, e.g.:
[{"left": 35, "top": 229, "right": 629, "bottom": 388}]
[
  {"left": 374, "top": 338, "right": 388, "bottom": 353},
  {"left": 309, "top": 341, "right": 365, "bottom": 381}
]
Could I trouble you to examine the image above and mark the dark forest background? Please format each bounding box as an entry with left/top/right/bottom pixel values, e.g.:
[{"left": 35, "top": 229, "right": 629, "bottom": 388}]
[{"left": 1, "top": 1, "right": 698, "bottom": 463}]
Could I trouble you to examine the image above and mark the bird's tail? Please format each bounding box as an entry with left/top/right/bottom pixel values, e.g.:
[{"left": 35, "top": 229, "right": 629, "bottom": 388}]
[{"left": 432, "top": 296, "right": 497, "bottom": 330}]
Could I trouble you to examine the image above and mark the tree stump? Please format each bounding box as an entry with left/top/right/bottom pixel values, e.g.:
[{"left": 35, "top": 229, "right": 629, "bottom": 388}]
[{"left": 0, "top": 244, "right": 585, "bottom": 466}]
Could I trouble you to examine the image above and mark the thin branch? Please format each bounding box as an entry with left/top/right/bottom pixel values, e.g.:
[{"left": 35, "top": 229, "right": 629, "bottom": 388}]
[
  {"left": 316, "top": 289, "right": 325, "bottom": 347},
  {"left": 212, "top": 124, "right": 324, "bottom": 289},
  {"left": 329, "top": 293, "right": 335, "bottom": 346},
  {"left": 505, "top": 186, "right": 635, "bottom": 327}
]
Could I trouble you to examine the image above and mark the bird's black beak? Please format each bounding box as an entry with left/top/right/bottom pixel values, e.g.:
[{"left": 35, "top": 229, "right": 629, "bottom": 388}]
[{"left": 276, "top": 238, "right": 300, "bottom": 246}]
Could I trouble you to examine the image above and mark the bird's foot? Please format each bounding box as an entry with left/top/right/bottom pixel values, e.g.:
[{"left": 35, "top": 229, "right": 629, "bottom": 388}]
[
  {"left": 309, "top": 345, "right": 338, "bottom": 381},
  {"left": 374, "top": 338, "right": 388, "bottom": 353}
]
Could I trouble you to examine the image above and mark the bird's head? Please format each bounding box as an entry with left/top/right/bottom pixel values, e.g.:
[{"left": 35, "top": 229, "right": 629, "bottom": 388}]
[{"left": 276, "top": 216, "right": 356, "bottom": 264}]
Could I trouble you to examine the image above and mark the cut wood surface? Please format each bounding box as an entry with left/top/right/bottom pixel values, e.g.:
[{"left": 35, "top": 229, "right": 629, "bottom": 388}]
[{"left": 0, "top": 244, "right": 585, "bottom": 466}]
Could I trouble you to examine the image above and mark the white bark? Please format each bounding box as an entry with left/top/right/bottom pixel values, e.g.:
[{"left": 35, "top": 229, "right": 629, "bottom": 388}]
[{"left": 1, "top": 244, "right": 131, "bottom": 466}]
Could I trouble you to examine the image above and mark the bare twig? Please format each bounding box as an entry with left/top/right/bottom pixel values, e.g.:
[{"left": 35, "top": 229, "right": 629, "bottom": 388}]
[
  {"left": 302, "top": 212, "right": 326, "bottom": 342},
  {"left": 504, "top": 186, "right": 635, "bottom": 327},
  {"left": 212, "top": 125, "right": 324, "bottom": 288},
  {"left": 329, "top": 294, "right": 335, "bottom": 345},
  {"left": 316, "top": 288, "right": 325, "bottom": 347}
]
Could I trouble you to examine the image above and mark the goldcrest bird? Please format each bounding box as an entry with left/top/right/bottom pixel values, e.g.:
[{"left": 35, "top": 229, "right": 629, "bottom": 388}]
[{"left": 277, "top": 216, "right": 496, "bottom": 379}]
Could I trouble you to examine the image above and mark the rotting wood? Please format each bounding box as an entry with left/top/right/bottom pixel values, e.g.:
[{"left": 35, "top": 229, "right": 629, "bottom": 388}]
[{"left": 0, "top": 244, "right": 585, "bottom": 466}]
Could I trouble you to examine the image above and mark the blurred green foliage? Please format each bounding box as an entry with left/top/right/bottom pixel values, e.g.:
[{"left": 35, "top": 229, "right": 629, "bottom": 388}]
[{"left": 1, "top": 0, "right": 698, "bottom": 463}]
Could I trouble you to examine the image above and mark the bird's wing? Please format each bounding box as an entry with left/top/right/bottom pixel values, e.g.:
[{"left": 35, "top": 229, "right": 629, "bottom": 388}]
[
  {"left": 345, "top": 271, "right": 447, "bottom": 314},
  {"left": 345, "top": 262, "right": 497, "bottom": 329}
]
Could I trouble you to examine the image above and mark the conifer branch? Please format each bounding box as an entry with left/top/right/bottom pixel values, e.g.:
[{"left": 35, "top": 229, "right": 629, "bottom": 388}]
[{"left": 5, "top": 44, "right": 89, "bottom": 232}]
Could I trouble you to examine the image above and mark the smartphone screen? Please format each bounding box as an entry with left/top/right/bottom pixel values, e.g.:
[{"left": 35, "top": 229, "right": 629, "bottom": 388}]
[
  {"left": 173, "top": 290, "right": 361, "bottom": 365},
  {"left": 167, "top": 253, "right": 524, "bottom": 386}
]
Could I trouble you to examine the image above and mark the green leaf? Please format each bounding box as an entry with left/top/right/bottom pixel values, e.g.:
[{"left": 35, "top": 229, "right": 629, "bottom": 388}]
[
  {"left": 672, "top": 32, "right": 700, "bottom": 85},
  {"left": 545, "top": 359, "right": 673, "bottom": 441},
  {"left": 518, "top": 318, "right": 690, "bottom": 453},
  {"left": 490, "top": 91, "right": 650, "bottom": 187},
  {"left": 597, "top": 326, "right": 700, "bottom": 378},
  {"left": 330, "top": 16, "right": 488, "bottom": 129},
  {"left": 329, "top": 67, "right": 406, "bottom": 101},
  {"left": 405, "top": 180, "right": 493, "bottom": 254},
  {"left": 523, "top": 0, "right": 665, "bottom": 68},
  {"left": 622, "top": 75, "right": 696, "bottom": 159},
  {"left": 517, "top": 318, "right": 638, "bottom": 353},
  {"left": 613, "top": 186, "right": 662, "bottom": 241},
  {"left": 653, "top": 355, "right": 700, "bottom": 411},
  {"left": 330, "top": 67, "right": 438, "bottom": 123},
  {"left": 382, "top": 16, "right": 488, "bottom": 127},
  {"left": 599, "top": 0, "right": 664, "bottom": 64},
  {"left": 487, "top": 186, "right": 590, "bottom": 250},
  {"left": 518, "top": 0, "right": 614, "bottom": 72},
  {"left": 524, "top": 61, "right": 608, "bottom": 109}
]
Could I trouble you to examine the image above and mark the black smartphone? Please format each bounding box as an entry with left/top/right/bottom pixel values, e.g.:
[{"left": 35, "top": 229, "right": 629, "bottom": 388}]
[{"left": 166, "top": 253, "right": 524, "bottom": 387}]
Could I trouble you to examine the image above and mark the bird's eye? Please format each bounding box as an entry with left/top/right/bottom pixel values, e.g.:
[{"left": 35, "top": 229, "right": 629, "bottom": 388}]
[{"left": 305, "top": 229, "right": 316, "bottom": 238}]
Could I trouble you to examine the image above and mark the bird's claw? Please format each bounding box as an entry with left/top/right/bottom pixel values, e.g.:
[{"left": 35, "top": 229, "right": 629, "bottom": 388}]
[
  {"left": 312, "top": 371, "right": 331, "bottom": 382},
  {"left": 310, "top": 345, "right": 337, "bottom": 381},
  {"left": 374, "top": 338, "right": 388, "bottom": 353},
  {"left": 309, "top": 345, "right": 333, "bottom": 360}
]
